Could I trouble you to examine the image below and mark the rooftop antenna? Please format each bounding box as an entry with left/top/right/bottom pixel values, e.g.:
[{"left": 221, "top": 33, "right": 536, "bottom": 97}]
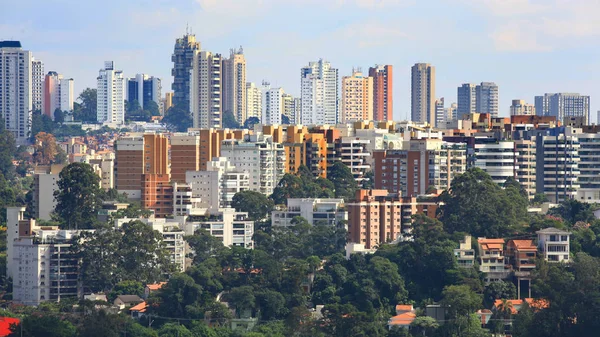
[{"left": 186, "top": 23, "right": 189, "bottom": 35}]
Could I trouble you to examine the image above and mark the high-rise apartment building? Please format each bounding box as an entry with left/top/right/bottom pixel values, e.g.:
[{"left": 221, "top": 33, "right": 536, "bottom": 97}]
[
  {"left": 262, "top": 87, "right": 284, "bottom": 125},
  {"left": 127, "top": 74, "right": 162, "bottom": 111},
  {"left": 474, "top": 139, "right": 516, "bottom": 186},
  {"left": 0, "top": 41, "right": 32, "bottom": 145},
  {"left": 246, "top": 82, "right": 262, "bottom": 120},
  {"left": 190, "top": 50, "right": 222, "bottom": 129},
  {"left": 435, "top": 97, "right": 445, "bottom": 128},
  {"left": 141, "top": 173, "right": 173, "bottom": 218},
  {"left": 172, "top": 33, "right": 200, "bottom": 110},
  {"left": 476, "top": 82, "right": 499, "bottom": 117},
  {"left": 535, "top": 128, "right": 580, "bottom": 203},
  {"left": 457, "top": 83, "right": 477, "bottom": 119},
  {"left": 115, "top": 134, "right": 169, "bottom": 199},
  {"left": 514, "top": 139, "right": 536, "bottom": 199},
  {"left": 221, "top": 133, "right": 286, "bottom": 196},
  {"left": 171, "top": 132, "right": 201, "bottom": 183},
  {"left": 369, "top": 65, "right": 393, "bottom": 121},
  {"left": 457, "top": 82, "right": 499, "bottom": 118},
  {"left": 510, "top": 99, "right": 535, "bottom": 116},
  {"left": 43, "top": 72, "right": 74, "bottom": 118},
  {"left": 446, "top": 102, "right": 457, "bottom": 123},
  {"left": 96, "top": 61, "right": 125, "bottom": 124},
  {"left": 341, "top": 70, "right": 373, "bottom": 123},
  {"left": 535, "top": 93, "right": 590, "bottom": 124},
  {"left": 301, "top": 59, "right": 339, "bottom": 125},
  {"left": 31, "top": 58, "right": 44, "bottom": 112},
  {"left": 411, "top": 63, "right": 435, "bottom": 124},
  {"left": 222, "top": 47, "right": 246, "bottom": 123},
  {"left": 32, "top": 164, "right": 64, "bottom": 221}
]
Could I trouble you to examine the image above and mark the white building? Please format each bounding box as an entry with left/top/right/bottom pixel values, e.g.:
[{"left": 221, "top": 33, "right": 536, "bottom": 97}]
[
  {"left": 454, "top": 235, "right": 475, "bottom": 268},
  {"left": 262, "top": 86, "right": 284, "bottom": 125},
  {"left": 245, "top": 82, "right": 262, "bottom": 120},
  {"left": 221, "top": 134, "right": 286, "bottom": 196},
  {"left": 185, "top": 157, "right": 250, "bottom": 211},
  {"left": 89, "top": 151, "right": 115, "bottom": 190},
  {"left": 510, "top": 99, "right": 535, "bottom": 116},
  {"left": 10, "top": 217, "right": 88, "bottom": 306},
  {"left": 31, "top": 57, "right": 44, "bottom": 112},
  {"left": 477, "top": 238, "right": 509, "bottom": 283},
  {"left": 222, "top": 47, "right": 246, "bottom": 123},
  {"left": 474, "top": 140, "right": 516, "bottom": 186},
  {"left": 574, "top": 129, "right": 600, "bottom": 203},
  {"left": 97, "top": 61, "right": 125, "bottom": 124},
  {"left": 190, "top": 50, "right": 222, "bottom": 129},
  {"left": 32, "top": 164, "right": 64, "bottom": 221},
  {"left": 184, "top": 208, "right": 254, "bottom": 248},
  {"left": 271, "top": 198, "right": 347, "bottom": 228},
  {"left": 536, "top": 228, "right": 571, "bottom": 263},
  {"left": 336, "top": 137, "right": 371, "bottom": 183},
  {"left": 0, "top": 41, "right": 32, "bottom": 145},
  {"left": 301, "top": 59, "right": 339, "bottom": 125},
  {"left": 172, "top": 183, "right": 204, "bottom": 216}
]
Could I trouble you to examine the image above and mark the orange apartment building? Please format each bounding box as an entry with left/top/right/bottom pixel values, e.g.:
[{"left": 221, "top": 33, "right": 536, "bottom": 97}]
[
  {"left": 170, "top": 133, "right": 201, "bottom": 183},
  {"left": 347, "top": 190, "right": 438, "bottom": 249},
  {"left": 369, "top": 65, "right": 393, "bottom": 122},
  {"left": 141, "top": 174, "right": 173, "bottom": 218},
  {"left": 115, "top": 134, "right": 169, "bottom": 199},
  {"left": 507, "top": 239, "right": 537, "bottom": 298},
  {"left": 281, "top": 125, "right": 329, "bottom": 178},
  {"left": 195, "top": 128, "right": 249, "bottom": 171}
]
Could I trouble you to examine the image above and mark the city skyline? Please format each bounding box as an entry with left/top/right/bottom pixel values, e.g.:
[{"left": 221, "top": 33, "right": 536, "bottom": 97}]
[{"left": 2, "top": 0, "right": 598, "bottom": 121}]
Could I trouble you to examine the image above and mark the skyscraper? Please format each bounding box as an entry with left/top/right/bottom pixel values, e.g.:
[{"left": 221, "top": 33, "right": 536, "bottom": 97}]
[
  {"left": 535, "top": 93, "right": 590, "bottom": 124},
  {"left": 0, "top": 41, "right": 32, "bottom": 145},
  {"left": 446, "top": 102, "right": 457, "bottom": 123},
  {"left": 410, "top": 63, "right": 435, "bottom": 124},
  {"left": 510, "top": 99, "right": 535, "bottom": 116},
  {"left": 127, "top": 74, "right": 162, "bottom": 111},
  {"left": 190, "top": 50, "right": 222, "bottom": 129},
  {"left": 96, "top": 61, "right": 125, "bottom": 124},
  {"left": 222, "top": 47, "right": 246, "bottom": 124},
  {"left": 341, "top": 69, "right": 373, "bottom": 123},
  {"left": 476, "top": 82, "right": 499, "bottom": 117},
  {"left": 435, "top": 97, "right": 445, "bottom": 128},
  {"left": 457, "top": 83, "right": 477, "bottom": 119},
  {"left": 301, "top": 59, "right": 338, "bottom": 125},
  {"left": 31, "top": 58, "right": 44, "bottom": 112},
  {"left": 457, "top": 82, "right": 499, "bottom": 118},
  {"left": 43, "top": 72, "right": 74, "bottom": 118},
  {"left": 246, "top": 82, "right": 262, "bottom": 120},
  {"left": 172, "top": 33, "right": 200, "bottom": 111},
  {"left": 282, "top": 93, "right": 299, "bottom": 125},
  {"left": 369, "top": 65, "right": 393, "bottom": 121},
  {"left": 262, "top": 86, "right": 284, "bottom": 125}
]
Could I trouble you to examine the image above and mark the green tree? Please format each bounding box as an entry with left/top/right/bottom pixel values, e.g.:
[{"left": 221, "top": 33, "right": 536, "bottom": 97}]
[
  {"left": 327, "top": 161, "right": 358, "bottom": 201},
  {"left": 231, "top": 190, "right": 274, "bottom": 221},
  {"left": 441, "top": 285, "right": 482, "bottom": 319},
  {"left": 108, "top": 280, "right": 144, "bottom": 302},
  {"left": 281, "top": 114, "right": 290, "bottom": 125},
  {"left": 438, "top": 167, "right": 528, "bottom": 237},
  {"left": 8, "top": 314, "right": 77, "bottom": 337},
  {"left": 72, "top": 226, "right": 121, "bottom": 293},
  {"left": 73, "top": 88, "right": 97, "bottom": 122},
  {"left": 185, "top": 229, "right": 227, "bottom": 264},
  {"left": 483, "top": 281, "right": 517, "bottom": 307},
  {"left": 54, "top": 162, "right": 103, "bottom": 229},
  {"left": 150, "top": 273, "right": 207, "bottom": 319},
  {"left": 549, "top": 199, "right": 595, "bottom": 225},
  {"left": 119, "top": 220, "right": 176, "bottom": 283},
  {"left": 227, "top": 286, "right": 256, "bottom": 317},
  {"left": 53, "top": 109, "right": 65, "bottom": 124},
  {"left": 145, "top": 100, "right": 160, "bottom": 116},
  {"left": 243, "top": 117, "right": 260, "bottom": 130},
  {"left": 163, "top": 104, "right": 192, "bottom": 132},
  {"left": 0, "top": 120, "right": 16, "bottom": 179},
  {"left": 157, "top": 323, "right": 193, "bottom": 337},
  {"left": 361, "top": 170, "right": 374, "bottom": 190},
  {"left": 222, "top": 111, "right": 239, "bottom": 129}
]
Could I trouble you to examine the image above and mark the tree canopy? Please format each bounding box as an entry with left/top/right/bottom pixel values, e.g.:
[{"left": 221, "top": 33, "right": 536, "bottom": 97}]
[{"left": 54, "top": 162, "right": 103, "bottom": 229}]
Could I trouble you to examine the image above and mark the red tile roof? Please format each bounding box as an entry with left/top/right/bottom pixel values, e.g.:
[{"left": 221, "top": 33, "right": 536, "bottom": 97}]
[
  {"left": 389, "top": 312, "right": 416, "bottom": 326},
  {"left": 129, "top": 301, "right": 148, "bottom": 313}
]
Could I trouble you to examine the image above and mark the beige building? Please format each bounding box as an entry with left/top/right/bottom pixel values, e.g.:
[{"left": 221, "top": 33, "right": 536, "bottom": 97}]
[
  {"left": 510, "top": 99, "right": 535, "bottom": 116},
  {"left": 223, "top": 47, "right": 246, "bottom": 124},
  {"left": 411, "top": 63, "right": 435, "bottom": 124},
  {"left": 190, "top": 50, "right": 222, "bottom": 129},
  {"left": 341, "top": 70, "right": 373, "bottom": 123},
  {"left": 514, "top": 139, "right": 536, "bottom": 199},
  {"left": 245, "top": 82, "right": 261, "bottom": 120}
]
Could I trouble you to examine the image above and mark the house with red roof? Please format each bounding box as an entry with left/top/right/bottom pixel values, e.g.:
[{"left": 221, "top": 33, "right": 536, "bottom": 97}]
[
  {"left": 477, "top": 238, "right": 510, "bottom": 283},
  {"left": 388, "top": 304, "right": 416, "bottom": 330}
]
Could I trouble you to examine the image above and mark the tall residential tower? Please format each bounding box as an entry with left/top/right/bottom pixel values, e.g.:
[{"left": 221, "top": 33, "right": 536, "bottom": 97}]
[
  {"left": 340, "top": 69, "right": 373, "bottom": 123},
  {"left": 410, "top": 63, "right": 435, "bottom": 124},
  {"left": 171, "top": 33, "right": 201, "bottom": 111},
  {"left": 0, "top": 41, "right": 32, "bottom": 144},
  {"left": 96, "top": 61, "right": 125, "bottom": 124},
  {"left": 369, "top": 65, "right": 393, "bottom": 121},
  {"left": 301, "top": 59, "right": 339, "bottom": 125},
  {"left": 223, "top": 47, "right": 246, "bottom": 124},
  {"left": 190, "top": 50, "right": 223, "bottom": 129}
]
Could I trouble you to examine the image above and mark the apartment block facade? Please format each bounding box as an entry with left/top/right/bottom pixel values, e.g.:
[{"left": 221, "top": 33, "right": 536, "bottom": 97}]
[{"left": 369, "top": 65, "right": 393, "bottom": 121}]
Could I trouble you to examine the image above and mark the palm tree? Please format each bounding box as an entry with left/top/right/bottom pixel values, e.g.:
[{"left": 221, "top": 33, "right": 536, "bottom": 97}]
[{"left": 496, "top": 299, "right": 515, "bottom": 319}]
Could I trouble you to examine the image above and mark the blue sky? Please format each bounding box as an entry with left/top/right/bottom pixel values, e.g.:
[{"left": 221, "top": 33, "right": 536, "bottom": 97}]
[{"left": 2, "top": 0, "right": 599, "bottom": 121}]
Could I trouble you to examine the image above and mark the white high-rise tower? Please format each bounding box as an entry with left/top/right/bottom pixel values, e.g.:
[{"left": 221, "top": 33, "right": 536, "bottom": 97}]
[
  {"left": 96, "top": 61, "right": 125, "bottom": 124},
  {"left": 0, "top": 41, "right": 32, "bottom": 144},
  {"left": 301, "top": 59, "right": 338, "bottom": 125}
]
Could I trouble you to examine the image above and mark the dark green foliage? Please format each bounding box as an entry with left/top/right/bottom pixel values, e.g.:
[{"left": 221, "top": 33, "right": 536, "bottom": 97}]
[
  {"left": 231, "top": 190, "right": 274, "bottom": 221},
  {"left": 271, "top": 166, "right": 335, "bottom": 205},
  {"left": 327, "top": 161, "right": 358, "bottom": 201},
  {"left": 73, "top": 88, "right": 97, "bottom": 122},
  {"left": 222, "top": 111, "right": 239, "bottom": 129},
  {"left": 54, "top": 162, "right": 103, "bottom": 229},
  {"left": 8, "top": 313, "right": 77, "bottom": 337},
  {"left": 281, "top": 114, "right": 290, "bottom": 125},
  {"left": 243, "top": 117, "right": 260, "bottom": 130},
  {"left": 361, "top": 170, "right": 374, "bottom": 189},
  {"left": 0, "top": 120, "right": 16, "bottom": 179},
  {"left": 108, "top": 280, "right": 144, "bottom": 302},
  {"left": 54, "top": 109, "right": 65, "bottom": 124},
  {"left": 163, "top": 104, "right": 192, "bottom": 132},
  {"left": 438, "top": 168, "right": 529, "bottom": 237},
  {"left": 548, "top": 199, "right": 596, "bottom": 225},
  {"left": 145, "top": 100, "right": 161, "bottom": 116},
  {"left": 483, "top": 281, "right": 517, "bottom": 307}
]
